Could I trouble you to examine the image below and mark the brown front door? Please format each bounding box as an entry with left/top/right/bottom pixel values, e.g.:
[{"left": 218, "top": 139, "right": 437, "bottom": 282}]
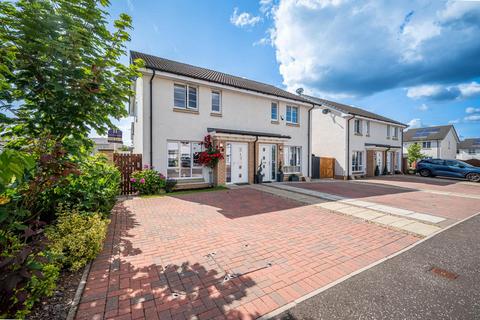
[{"left": 320, "top": 157, "right": 334, "bottom": 178}]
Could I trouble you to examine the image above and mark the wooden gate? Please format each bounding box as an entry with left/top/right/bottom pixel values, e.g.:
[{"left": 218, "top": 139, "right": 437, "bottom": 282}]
[
  {"left": 311, "top": 155, "right": 320, "bottom": 179},
  {"left": 113, "top": 153, "right": 142, "bottom": 195},
  {"left": 320, "top": 157, "right": 335, "bottom": 178}
]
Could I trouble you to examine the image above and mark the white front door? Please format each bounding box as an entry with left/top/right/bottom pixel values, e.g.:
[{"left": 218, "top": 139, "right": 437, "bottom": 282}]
[
  {"left": 228, "top": 142, "right": 248, "bottom": 184},
  {"left": 387, "top": 152, "right": 392, "bottom": 174},
  {"left": 259, "top": 144, "right": 276, "bottom": 182},
  {"left": 375, "top": 151, "right": 383, "bottom": 174}
]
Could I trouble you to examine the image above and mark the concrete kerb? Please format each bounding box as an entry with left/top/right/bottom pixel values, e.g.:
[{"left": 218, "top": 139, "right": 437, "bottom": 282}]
[{"left": 66, "top": 261, "right": 92, "bottom": 320}]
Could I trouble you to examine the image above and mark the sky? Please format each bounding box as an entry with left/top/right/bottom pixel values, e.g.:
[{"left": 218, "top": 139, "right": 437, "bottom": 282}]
[{"left": 102, "top": 0, "right": 480, "bottom": 145}]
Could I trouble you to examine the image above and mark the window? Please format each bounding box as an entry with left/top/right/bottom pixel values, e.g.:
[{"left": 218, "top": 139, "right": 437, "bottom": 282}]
[
  {"left": 286, "top": 106, "right": 298, "bottom": 124},
  {"left": 167, "top": 141, "right": 203, "bottom": 178},
  {"left": 387, "top": 124, "right": 391, "bottom": 138},
  {"left": 271, "top": 102, "right": 278, "bottom": 121},
  {"left": 283, "top": 146, "right": 301, "bottom": 173},
  {"left": 393, "top": 127, "right": 398, "bottom": 139},
  {"left": 174, "top": 84, "right": 197, "bottom": 110},
  {"left": 422, "top": 141, "right": 431, "bottom": 149},
  {"left": 469, "top": 149, "right": 476, "bottom": 155},
  {"left": 354, "top": 119, "right": 362, "bottom": 134},
  {"left": 211, "top": 90, "right": 221, "bottom": 113},
  {"left": 352, "top": 151, "right": 364, "bottom": 172},
  {"left": 365, "top": 121, "right": 370, "bottom": 136}
]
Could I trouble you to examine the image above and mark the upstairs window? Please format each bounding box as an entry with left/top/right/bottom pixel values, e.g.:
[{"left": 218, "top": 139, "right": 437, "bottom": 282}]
[
  {"left": 422, "top": 141, "right": 431, "bottom": 149},
  {"left": 387, "top": 124, "right": 391, "bottom": 138},
  {"left": 393, "top": 127, "right": 399, "bottom": 138},
  {"left": 271, "top": 102, "right": 278, "bottom": 121},
  {"left": 354, "top": 119, "right": 362, "bottom": 134},
  {"left": 286, "top": 106, "right": 298, "bottom": 124},
  {"left": 174, "top": 84, "right": 197, "bottom": 110},
  {"left": 365, "top": 121, "right": 370, "bottom": 136},
  {"left": 211, "top": 90, "right": 221, "bottom": 113}
]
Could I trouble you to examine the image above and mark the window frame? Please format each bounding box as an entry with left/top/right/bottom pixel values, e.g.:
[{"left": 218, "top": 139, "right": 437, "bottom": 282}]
[
  {"left": 211, "top": 90, "right": 221, "bottom": 114},
  {"left": 167, "top": 140, "right": 203, "bottom": 179},
  {"left": 393, "top": 126, "right": 399, "bottom": 139},
  {"left": 286, "top": 105, "right": 299, "bottom": 124},
  {"left": 351, "top": 151, "right": 364, "bottom": 172},
  {"left": 354, "top": 119, "right": 362, "bottom": 135},
  {"left": 271, "top": 102, "right": 279, "bottom": 122},
  {"left": 365, "top": 120, "right": 370, "bottom": 136},
  {"left": 283, "top": 146, "right": 302, "bottom": 173},
  {"left": 387, "top": 124, "right": 391, "bottom": 138},
  {"left": 173, "top": 83, "right": 198, "bottom": 110},
  {"left": 422, "top": 141, "right": 432, "bottom": 149}
]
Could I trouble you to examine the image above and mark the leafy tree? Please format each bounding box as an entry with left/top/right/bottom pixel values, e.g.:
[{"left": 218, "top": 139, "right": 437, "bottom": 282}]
[
  {"left": 0, "top": 0, "right": 143, "bottom": 148},
  {"left": 407, "top": 142, "right": 424, "bottom": 167}
]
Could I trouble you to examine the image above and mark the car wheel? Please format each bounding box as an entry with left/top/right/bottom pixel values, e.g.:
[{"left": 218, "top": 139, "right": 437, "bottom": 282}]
[
  {"left": 419, "top": 169, "right": 431, "bottom": 177},
  {"left": 466, "top": 173, "right": 480, "bottom": 183}
]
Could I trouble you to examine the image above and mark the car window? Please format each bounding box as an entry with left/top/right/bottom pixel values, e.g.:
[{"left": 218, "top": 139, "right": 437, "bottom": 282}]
[
  {"left": 445, "top": 160, "right": 467, "bottom": 167},
  {"left": 457, "top": 160, "right": 474, "bottom": 168},
  {"left": 430, "top": 159, "right": 445, "bottom": 165}
]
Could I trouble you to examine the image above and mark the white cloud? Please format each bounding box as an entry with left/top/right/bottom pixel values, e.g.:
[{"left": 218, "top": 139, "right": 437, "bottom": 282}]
[
  {"left": 126, "top": 0, "right": 134, "bottom": 12},
  {"left": 466, "top": 107, "right": 480, "bottom": 114},
  {"left": 407, "top": 82, "right": 480, "bottom": 100},
  {"left": 418, "top": 103, "right": 429, "bottom": 111},
  {"left": 449, "top": 119, "right": 460, "bottom": 124},
  {"left": 407, "top": 118, "right": 425, "bottom": 129},
  {"left": 464, "top": 114, "right": 480, "bottom": 122},
  {"left": 152, "top": 23, "right": 159, "bottom": 33},
  {"left": 230, "top": 8, "right": 261, "bottom": 28},
  {"left": 269, "top": 0, "right": 480, "bottom": 96}
]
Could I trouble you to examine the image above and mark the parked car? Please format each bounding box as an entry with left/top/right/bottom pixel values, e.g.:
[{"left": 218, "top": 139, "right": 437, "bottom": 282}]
[{"left": 416, "top": 158, "right": 480, "bottom": 182}]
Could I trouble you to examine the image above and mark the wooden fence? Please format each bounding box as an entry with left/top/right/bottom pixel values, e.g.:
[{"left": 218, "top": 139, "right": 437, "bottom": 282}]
[
  {"left": 113, "top": 153, "right": 142, "bottom": 195},
  {"left": 319, "top": 157, "right": 335, "bottom": 178},
  {"left": 463, "top": 159, "right": 480, "bottom": 167}
]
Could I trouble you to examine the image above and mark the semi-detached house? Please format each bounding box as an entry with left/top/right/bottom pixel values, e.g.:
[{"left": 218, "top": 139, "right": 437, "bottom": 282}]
[
  {"left": 129, "top": 51, "right": 315, "bottom": 186},
  {"left": 402, "top": 125, "right": 459, "bottom": 160}
]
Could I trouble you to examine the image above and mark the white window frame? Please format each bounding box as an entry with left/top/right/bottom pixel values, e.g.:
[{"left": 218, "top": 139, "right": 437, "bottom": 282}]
[
  {"left": 351, "top": 151, "right": 364, "bottom": 172},
  {"left": 167, "top": 140, "right": 203, "bottom": 179},
  {"left": 211, "top": 90, "right": 221, "bottom": 114},
  {"left": 422, "top": 141, "right": 431, "bottom": 149},
  {"left": 173, "top": 83, "right": 198, "bottom": 110},
  {"left": 365, "top": 120, "right": 370, "bottom": 136},
  {"left": 271, "top": 102, "right": 279, "bottom": 121},
  {"left": 387, "top": 124, "right": 391, "bottom": 138},
  {"left": 468, "top": 149, "right": 476, "bottom": 155},
  {"left": 283, "top": 146, "right": 301, "bottom": 173},
  {"left": 286, "top": 106, "right": 299, "bottom": 124},
  {"left": 354, "top": 119, "right": 362, "bottom": 135}
]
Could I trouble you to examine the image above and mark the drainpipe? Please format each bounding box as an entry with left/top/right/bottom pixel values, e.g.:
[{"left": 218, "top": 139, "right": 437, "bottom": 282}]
[
  {"left": 400, "top": 128, "right": 404, "bottom": 174},
  {"left": 253, "top": 136, "right": 259, "bottom": 183},
  {"left": 149, "top": 69, "right": 156, "bottom": 167},
  {"left": 344, "top": 114, "right": 355, "bottom": 180},
  {"left": 307, "top": 104, "right": 315, "bottom": 179},
  {"left": 437, "top": 139, "right": 440, "bottom": 158}
]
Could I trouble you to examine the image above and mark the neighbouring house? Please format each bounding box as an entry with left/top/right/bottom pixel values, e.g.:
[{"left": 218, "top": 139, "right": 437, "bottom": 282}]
[
  {"left": 305, "top": 96, "right": 407, "bottom": 179},
  {"left": 403, "top": 125, "right": 459, "bottom": 160},
  {"left": 129, "top": 51, "right": 315, "bottom": 186},
  {"left": 457, "top": 138, "right": 480, "bottom": 160}
]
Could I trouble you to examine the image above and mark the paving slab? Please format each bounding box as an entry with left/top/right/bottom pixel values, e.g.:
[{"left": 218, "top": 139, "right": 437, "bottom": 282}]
[{"left": 401, "top": 222, "right": 442, "bottom": 237}]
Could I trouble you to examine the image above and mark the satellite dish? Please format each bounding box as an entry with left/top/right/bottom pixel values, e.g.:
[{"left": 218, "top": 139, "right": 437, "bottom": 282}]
[
  {"left": 322, "top": 109, "right": 330, "bottom": 114},
  {"left": 296, "top": 88, "right": 304, "bottom": 95}
]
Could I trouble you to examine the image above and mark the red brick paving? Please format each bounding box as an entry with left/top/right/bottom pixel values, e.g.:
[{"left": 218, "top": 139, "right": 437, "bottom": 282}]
[
  {"left": 76, "top": 188, "right": 418, "bottom": 320},
  {"left": 292, "top": 180, "right": 480, "bottom": 221}
]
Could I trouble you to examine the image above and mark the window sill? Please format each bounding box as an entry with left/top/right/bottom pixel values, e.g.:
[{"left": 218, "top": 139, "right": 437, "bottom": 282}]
[
  {"left": 365, "top": 134, "right": 370, "bottom": 137},
  {"left": 286, "top": 122, "right": 300, "bottom": 127},
  {"left": 271, "top": 120, "right": 279, "bottom": 124},
  {"left": 210, "top": 112, "right": 222, "bottom": 117},
  {"left": 354, "top": 132, "right": 363, "bottom": 136},
  {"left": 173, "top": 107, "right": 199, "bottom": 115},
  {"left": 392, "top": 137, "right": 398, "bottom": 140},
  {"left": 386, "top": 137, "right": 391, "bottom": 139}
]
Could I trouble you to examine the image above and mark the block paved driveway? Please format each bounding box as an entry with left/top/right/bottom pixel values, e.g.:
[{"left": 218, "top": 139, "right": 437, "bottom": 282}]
[
  {"left": 291, "top": 176, "right": 480, "bottom": 221},
  {"left": 76, "top": 188, "right": 418, "bottom": 320}
]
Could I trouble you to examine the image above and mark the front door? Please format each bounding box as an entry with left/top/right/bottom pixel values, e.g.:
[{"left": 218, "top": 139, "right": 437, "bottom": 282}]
[
  {"left": 375, "top": 151, "right": 383, "bottom": 174},
  {"left": 228, "top": 142, "right": 248, "bottom": 184},
  {"left": 386, "top": 152, "right": 393, "bottom": 174},
  {"left": 259, "top": 144, "right": 276, "bottom": 182}
]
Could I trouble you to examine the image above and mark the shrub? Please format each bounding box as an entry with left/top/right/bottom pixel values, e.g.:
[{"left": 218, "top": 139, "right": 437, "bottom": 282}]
[
  {"left": 165, "top": 179, "right": 177, "bottom": 193},
  {"left": 131, "top": 166, "right": 166, "bottom": 195},
  {"left": 40, "top": 154, "right": 120, "bottom": 215},
  {"left": 46, "top": 209, "right": 109, "bottom": 271}
]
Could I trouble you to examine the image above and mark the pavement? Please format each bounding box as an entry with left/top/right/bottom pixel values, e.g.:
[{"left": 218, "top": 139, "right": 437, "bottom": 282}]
[
  {"left": 75, "top": 187, "right": 417, "bottom": 320},
  {"left": 278, "top": 213, "right": 480, "bottom": 320}
]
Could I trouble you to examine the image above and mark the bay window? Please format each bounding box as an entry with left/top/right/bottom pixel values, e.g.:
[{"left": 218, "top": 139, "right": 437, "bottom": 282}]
[
  {"left": 167, "top": 141, "right": 203, "bottom": 178},
  {"left": 284, "top": 146, "right": 301, "bottom": 173}
]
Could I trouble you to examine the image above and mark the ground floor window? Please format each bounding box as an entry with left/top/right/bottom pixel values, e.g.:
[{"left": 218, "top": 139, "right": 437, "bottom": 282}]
[
  {"left": 167, "top": 141, "right": 203, "bottom": 178},
  {"left": 284, "top": 146, "right": 301, "bottom": 173},
  {"left": 395, "top": 151, "right": 401, "bottom": 171},
  {"left": 352, "top": 151, "right": 364, "bottom": 172}
]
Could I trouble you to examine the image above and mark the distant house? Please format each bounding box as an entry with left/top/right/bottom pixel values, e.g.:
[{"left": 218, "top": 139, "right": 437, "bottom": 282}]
[
  {"left": 403, "top": 125, "right": 459, "bottom": 160},
  {"left": 457, "top": 138, "right": 480, "bottom": 160},
  {"left": 306, "top": 96, "right": 407, "bottom": 179},
  {"left": 91, "top": 137, "right": 114, "bottom": 153}
]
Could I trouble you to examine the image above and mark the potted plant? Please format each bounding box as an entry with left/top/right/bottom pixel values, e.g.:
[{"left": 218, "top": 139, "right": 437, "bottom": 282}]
[
  {"left": 374, "top": 165, "right": 380, "bottom": 176},
  {"left": 288, "top": 174, "right": 300, "bottom": 181},
  {"left": 382, "top": 166, "right": 388, "bottom": 175},
  {"left": 276, "top": 161, "right": 284, "bottom": 182},
  {"left": 196, "top": 135, "right": 224, "bottom": 186},
  {"left": 255, "top": 163, "right": 264, "bottom": 184}
]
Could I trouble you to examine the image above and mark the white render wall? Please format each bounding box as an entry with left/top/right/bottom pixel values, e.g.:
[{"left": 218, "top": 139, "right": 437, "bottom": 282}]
[
  {"left": 440, "top": 129, "right": 458, "bottom": 159},
  {"left": 132, "top": 77, "right": 144, "bottom": 155},
  {"left": 457, "top": 149, "right": 480, "bottom": 160},
  {"left": 311, "top": 109, "right": 347, "bottom": 176},
  {"left": 134, "top": 71, "right": 311, "bottom": 178},
  {"left": 403, "top": 140, "right": 440, "bottom": 158}
]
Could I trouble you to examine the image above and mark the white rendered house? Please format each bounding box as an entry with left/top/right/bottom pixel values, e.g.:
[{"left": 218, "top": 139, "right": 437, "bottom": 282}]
[
  {"left": 307, "top": 96, "right": 406, "bottom": 179},
  {"left": 457, "top": 138, "right": 480, "bottom": 160},
  {"left": 403, "top": 125, "right": 459, "bottom": 160},
  {"left": 129, "top": 51, "right": 315, "bottom": 185}
]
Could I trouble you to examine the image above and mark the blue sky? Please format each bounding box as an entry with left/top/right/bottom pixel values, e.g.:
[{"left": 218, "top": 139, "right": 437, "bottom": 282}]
[{"left": 105, "top": 0, "right": 480, "bottom": 144}]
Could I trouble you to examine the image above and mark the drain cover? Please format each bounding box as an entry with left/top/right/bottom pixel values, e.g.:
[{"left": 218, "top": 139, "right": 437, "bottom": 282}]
[{"left": 430, "top": 267, "right": 458, "bottom": 280}]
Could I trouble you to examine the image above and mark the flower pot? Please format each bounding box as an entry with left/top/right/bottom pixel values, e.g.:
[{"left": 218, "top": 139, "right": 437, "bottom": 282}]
[{"left": 276, "top": 172, "right": 284, "bottom": 182}]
